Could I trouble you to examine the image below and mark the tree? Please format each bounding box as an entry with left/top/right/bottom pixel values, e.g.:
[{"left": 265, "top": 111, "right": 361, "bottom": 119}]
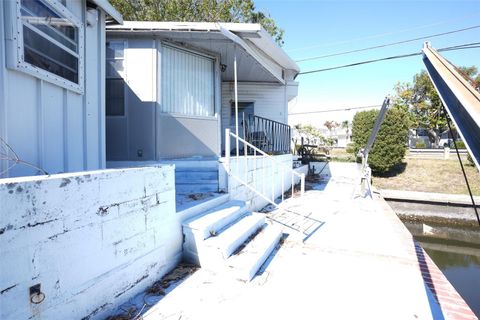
[
  {"left": 457, "top": 66, "right": 480, "bottom": 92},
  {"left": 109, "top": 0, "right": 285, "bottom": 45},
  {"left": 394, "top": 66, "right": 479, "bottom": 147},
  {"left": 341, "top": 120, "right": 350, "bottom": 137},
  {"left": 294, "top": 124, "right": 323, "bottom": 141},
  {"left": 323, "top": 120, "right": 339, "bottom": 135},
  {"left": 351, "top": 105, "right": 410, "bottom": 174}
]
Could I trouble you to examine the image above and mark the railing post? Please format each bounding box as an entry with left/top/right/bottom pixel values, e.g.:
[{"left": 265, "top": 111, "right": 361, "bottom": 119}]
[
  {"left": 225, "top": 128, "right": 231, "bottom": 177},
  {"left": 291, "top": 169, "right": 294, "bottom": 198},
  {"left": 301, "top": 173, "right": 305, "bottom": 196}
]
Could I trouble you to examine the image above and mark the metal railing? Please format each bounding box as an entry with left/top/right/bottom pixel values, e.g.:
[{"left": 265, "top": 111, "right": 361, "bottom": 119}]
[
  {"left": 245, "top": 115, "right": 291, "bottom": 155},
  {"left": 225, "top": 128, "right": 305, "bottom": 209}
]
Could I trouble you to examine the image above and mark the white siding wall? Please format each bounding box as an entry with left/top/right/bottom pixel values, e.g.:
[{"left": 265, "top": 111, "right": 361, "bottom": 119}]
[
  {"left": 0, "top": 0, "right": 106, "bottom": 178},
  {"left": 221, "top": 82, "right": 288, "bottom": 150}
]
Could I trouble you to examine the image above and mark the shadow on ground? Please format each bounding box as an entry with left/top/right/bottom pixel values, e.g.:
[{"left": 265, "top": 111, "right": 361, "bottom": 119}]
[{"left": 374, "top": 161, "right": 408, "bottom": 178}]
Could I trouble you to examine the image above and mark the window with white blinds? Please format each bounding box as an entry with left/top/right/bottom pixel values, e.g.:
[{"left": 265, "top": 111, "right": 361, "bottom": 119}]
[{"left": 161, "top": 45, "right": 215, "bottom": 117}]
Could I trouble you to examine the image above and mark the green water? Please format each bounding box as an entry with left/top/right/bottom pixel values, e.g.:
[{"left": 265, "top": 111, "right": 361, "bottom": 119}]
[{"left": 403, "top": 221, "right": 480, "bottom": 317}]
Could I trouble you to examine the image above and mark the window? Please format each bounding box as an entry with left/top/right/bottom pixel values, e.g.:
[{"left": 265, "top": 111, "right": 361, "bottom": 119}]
[
  {"left": 7, "top": 0, "right": 84, "bottom": 92},
  {"left": 106, "top": 41, "right": 125, "bottom": 116},
  {"left": 161, "top": 45, "right": 215, "bottom": 117}
]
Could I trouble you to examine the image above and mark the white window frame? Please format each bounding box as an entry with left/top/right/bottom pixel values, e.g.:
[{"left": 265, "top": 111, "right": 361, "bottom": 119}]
[
  {"left": 160, "top": 42, "right": 217, "bottom": 119},
  {"left": 6, "top": 0, "right": 85, "bottom": 93},
  {"left": 106, "top": 39, "right": 127, "bottom": 117}
]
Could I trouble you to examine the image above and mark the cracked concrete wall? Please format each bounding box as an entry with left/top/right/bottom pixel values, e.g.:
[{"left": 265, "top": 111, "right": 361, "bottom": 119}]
[
  {"left": 219, "top": 154, "right": 304, "bottom": 211},
  {"left": 0, "top": 166, "right": 181, "bottom": 320}
]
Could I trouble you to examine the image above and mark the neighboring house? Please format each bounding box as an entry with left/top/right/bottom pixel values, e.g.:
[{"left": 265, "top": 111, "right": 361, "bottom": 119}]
[
  {"left": 409, "top": 128, "right": 432, "bottom": 148},
  {"left": 439, "top": 128, "right": 461, "bottom": 148},
  {"left": 0, "top": 0, "right": 122, "bottom": 178},
  {"left": 104, "top": 22, "right": 299, "bottom": 162}
]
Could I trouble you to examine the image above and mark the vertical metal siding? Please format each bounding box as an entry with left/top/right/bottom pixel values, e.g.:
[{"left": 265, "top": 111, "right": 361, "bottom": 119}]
[
  {"left": 0, "top": 1, "right": 6, "bottom": 176},
  {"left": 0, "top": 0, "right": 105, "bottom": 178},
  {"left": 162, "top": 45, "right": 214, "bottom": 117}
]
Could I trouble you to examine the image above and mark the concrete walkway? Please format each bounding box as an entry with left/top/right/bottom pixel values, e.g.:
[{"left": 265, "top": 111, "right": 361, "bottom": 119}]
[{"left": 142, "top": 162, "right": 476, "bottom": 320}]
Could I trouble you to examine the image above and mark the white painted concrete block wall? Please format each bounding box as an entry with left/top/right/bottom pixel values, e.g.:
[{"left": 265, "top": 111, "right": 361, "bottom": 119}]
[
  {"left": 0, "top": 166, "right": 181, "bottom": 320},
  {"left": 219, "top": 154, "right": 302, "bottom": 211}
]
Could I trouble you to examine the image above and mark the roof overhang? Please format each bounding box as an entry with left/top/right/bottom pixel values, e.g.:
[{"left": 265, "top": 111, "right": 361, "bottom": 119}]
[
  {"left": 88, "top": 0, "right": 123, "bottom": 24},
  {"left": 422, "top": 42, "right": 480, "bottom": 169},
  {"left": 107, "top": 22, "right": 300, "bottom": 83}
]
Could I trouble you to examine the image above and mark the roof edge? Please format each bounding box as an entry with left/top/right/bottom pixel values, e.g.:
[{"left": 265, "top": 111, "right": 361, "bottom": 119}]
[
  {"left": 88, "top": 0, "right": 123, "bottom": 24},
  {"left": 107, "top": 21, "right": 299, "bottom": 74}
]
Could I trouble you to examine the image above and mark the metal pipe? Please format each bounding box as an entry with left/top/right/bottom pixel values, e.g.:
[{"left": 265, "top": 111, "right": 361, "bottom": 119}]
[
  {"left": 234, "top": 46, "right": 239, "bottom": 160},
  {"left": 225, "top": 128, "right": 231, "bottom": 176},
  {"left": 301, "top": 173, "right": 305, "bottom": 196}
]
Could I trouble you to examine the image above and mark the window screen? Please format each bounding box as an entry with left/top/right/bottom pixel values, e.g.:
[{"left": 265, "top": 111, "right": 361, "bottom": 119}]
[
  {"left": 20, "top": 0, "right": 80, "bottom": 84},
  {"left": 106, "top": 41, "right": 125, "bottom": 116},
  {"left": 161, "top": 45, "right": 215, "bottom": 117}
]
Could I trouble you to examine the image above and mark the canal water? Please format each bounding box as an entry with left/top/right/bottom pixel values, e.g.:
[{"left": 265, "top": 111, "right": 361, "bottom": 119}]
[{"left": 402, "top": 221, "right": 480, "bottom": 317}]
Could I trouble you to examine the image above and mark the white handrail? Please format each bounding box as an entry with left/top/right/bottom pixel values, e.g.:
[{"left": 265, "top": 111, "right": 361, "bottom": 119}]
[
  {"left": 225, "top": 128, "right": 305, "bottom": 209},
  {"left": 228, "top": 130, "right": 304, "bottom": 180}
]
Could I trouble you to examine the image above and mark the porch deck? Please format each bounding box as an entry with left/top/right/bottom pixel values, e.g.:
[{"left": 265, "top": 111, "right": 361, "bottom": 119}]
[{"left": 136, "top": 162, "right": 475, "bottom": 320}]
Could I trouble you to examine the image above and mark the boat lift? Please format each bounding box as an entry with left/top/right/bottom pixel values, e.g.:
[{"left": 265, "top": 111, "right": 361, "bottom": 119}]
[
  {"left": 422, "top": 42, "right": 480, "bottom": 169},
  {"left": 359, "top": 44, "right": 479, "bottom": 224},
  {"left": 357, "top": 97, "right": 390, "bottom": 198},
  {"left": 422, "top": 42, "right": 480, "bottom": 225}
]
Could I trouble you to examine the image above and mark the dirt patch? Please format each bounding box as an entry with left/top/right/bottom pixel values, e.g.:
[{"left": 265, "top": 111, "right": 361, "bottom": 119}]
[
  {"left": 187, "top": 193, "right": 209, "bottom": 201},
  {"left": 105, "top": 263, "right": 198, "bottom": 320}
]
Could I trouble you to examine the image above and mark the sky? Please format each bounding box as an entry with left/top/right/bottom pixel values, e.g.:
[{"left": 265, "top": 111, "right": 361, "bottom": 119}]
[{"left": 255, "top": 0, "right": 480, "bottom": 127}]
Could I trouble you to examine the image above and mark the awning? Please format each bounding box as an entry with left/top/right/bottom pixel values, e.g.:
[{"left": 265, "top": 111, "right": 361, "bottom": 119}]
[{"left": 106, "top": 22, "right": 300, "bottom": 83}]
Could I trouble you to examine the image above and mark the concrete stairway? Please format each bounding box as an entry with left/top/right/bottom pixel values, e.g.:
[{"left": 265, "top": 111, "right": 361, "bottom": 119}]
[
  {"left": 174, "top": 160, "right": 219, "bottom": 194},
  {"left": 183, "top": 199, "right": 283, "bottom": 281}
]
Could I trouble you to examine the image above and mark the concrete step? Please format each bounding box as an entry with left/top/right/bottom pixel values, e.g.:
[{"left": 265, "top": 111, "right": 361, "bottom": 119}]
[
  {"left": 175, "top": 166, "right": 218, "bottom": 172},
  {"left": 205, "top": 213, "right": 265, "bottom": 259},
  {"left": 175, "top": 171, "right": 218, "bottom": 181},
  {"left": 177, "top": 193, "right": 229, "bottom": 221},
  {"left": 176, "top": 182, "right": 218, "bottom": 194},
  {"left": 176, "top": 179, "right": 218, "bottom": 185},
  {"left": 164, "top": 160, "right": 218, "bottom": 169},
  {"left": 183, "top": 200, "right": 247, "bottom": 240},
  {"left": 227, "top": 223, "right": 283, "bottom": 281}
]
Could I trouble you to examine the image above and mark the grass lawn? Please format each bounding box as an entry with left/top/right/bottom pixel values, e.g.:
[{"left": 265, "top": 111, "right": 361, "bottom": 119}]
[
  {"left": 329, "top": 148, "right": 356, "bottom": 162},
  {"left": 372, "top": 158, "right": 480, "bottom": 196}
]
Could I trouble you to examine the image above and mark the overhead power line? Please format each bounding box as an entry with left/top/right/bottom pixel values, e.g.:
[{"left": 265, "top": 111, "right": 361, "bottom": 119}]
[
  {"left": 299, "top": 52, "right": 422, "bottom": 75},
  {"left": 296, "top": 24, "right": 480, "bottom": 63},
  {"left": 289, "top": 104, "right": 382, "bottom": 115},
  {"left": 288, "top": 14, "right": 480, "bottom": 53},
  {"left": 298, "top": 42, "right": 480, "bottom": 76}
]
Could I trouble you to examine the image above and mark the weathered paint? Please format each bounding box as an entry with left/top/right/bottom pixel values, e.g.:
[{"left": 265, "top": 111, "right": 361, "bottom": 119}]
[
  {"left": 0, "top": 0, "right": 108, "bottom": 178},
  {"left": 219, "top": 154, "right": 304, "bottom": 211},
  {"left": 0, "top": 166, "right": 182, "bottom": 320}
]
